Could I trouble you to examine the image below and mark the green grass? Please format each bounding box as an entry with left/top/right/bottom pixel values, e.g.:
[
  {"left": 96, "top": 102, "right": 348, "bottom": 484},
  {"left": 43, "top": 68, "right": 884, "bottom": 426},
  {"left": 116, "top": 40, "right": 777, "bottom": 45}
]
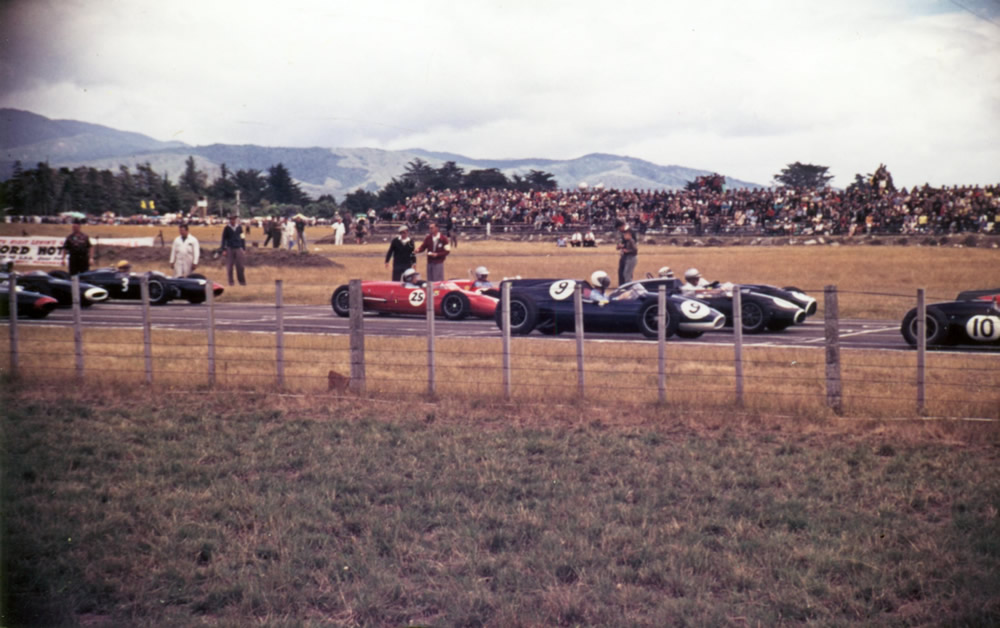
[{"left": 3, "top": 387, "right": 999, "bottom": 626}]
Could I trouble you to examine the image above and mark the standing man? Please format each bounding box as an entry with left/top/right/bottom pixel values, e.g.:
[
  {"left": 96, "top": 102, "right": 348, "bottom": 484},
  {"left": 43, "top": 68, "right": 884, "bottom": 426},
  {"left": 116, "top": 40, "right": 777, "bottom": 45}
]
[
  {"left": 416, "top": 221, "right": 450, "bottom": 282},
  {"left": 221, "top": 214, "right": 247, "bottom": 286},
  {"left": 169, "top": 223, "right": 200, "bottom": 277},
  {"left": 294, "top": 216, "right": 307, "bottom": 253},
  {"left": 616, "top": 221, "right": 638, "bottom": 286},
  {"left": 385, "top": 225, "right": 416, "bottom": 280},
  {"left": 61, "top": 220, "right": 92, "bottom": 276},
  {"left": 332, "top": 216, "right": 346, "bottom": 246}
]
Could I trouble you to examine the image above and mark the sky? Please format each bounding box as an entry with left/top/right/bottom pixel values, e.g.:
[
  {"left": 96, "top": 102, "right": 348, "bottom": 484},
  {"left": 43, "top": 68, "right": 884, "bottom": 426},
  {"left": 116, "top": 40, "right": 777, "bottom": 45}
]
[{"left": 1, "top": 0, "right": 999, "bottom": 188}]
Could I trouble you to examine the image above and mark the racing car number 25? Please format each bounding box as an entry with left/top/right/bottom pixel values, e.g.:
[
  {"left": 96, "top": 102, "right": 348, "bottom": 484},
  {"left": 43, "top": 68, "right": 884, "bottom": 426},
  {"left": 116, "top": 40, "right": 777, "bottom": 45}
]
[{"left": 408, "top": 289, "right": 427, "bottom": 307}]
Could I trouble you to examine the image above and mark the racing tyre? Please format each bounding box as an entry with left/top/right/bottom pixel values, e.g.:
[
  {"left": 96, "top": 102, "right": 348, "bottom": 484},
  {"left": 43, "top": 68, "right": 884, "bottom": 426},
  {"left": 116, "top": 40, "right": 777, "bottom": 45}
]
[
  {"left": 48, "top": 270, "right": 70, "bottom": 280},
  {"left": 331, "top": 285, "right": 351, "bottom": 317},
  {"left": 441, "top": 291, "right": 470, "bottom": 320},
  {"left": 637, "top": 302, "right": 678, "bottom": 338},
  {"left": 148, "top": 278, "right": 170, "bottom": 305},
  {"left": 676, "top": 330, "right": 704, "bottom": 339},
  {"left": 495, "top": 296, "right": 538, "bottom": 335},
  {"left": 901, "top": 307, "right": 949, "bottom": 347},
  {"left": 740, "top": 301, "right": 770, "bottom": 333}
]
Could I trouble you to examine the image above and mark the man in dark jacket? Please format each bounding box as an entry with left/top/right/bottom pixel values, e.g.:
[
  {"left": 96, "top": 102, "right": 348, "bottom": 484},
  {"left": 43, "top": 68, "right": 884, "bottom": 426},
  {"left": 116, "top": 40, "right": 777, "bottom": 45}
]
[
  {"left": 221, "top": 214, "right": 246, "bottom": 286},
  {"left": 385, "top": 225, "right": 416, "bottom": 281}
]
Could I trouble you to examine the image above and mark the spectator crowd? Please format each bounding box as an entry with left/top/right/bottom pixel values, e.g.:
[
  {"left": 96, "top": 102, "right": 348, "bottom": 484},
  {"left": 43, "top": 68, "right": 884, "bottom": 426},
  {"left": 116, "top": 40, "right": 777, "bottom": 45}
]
[{"left": 380, "top": 183, "right": 999, "bottom": 237}]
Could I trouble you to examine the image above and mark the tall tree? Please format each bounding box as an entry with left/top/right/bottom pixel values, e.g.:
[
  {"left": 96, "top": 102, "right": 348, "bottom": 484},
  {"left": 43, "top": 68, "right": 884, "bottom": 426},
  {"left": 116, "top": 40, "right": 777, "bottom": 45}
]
[
  {"left": 526, "top": 169, "right": 557, "bottom": 190},
  {"left": 773, "top": 162, "right": 833, "bottom": 189},
  {"left": 179, "top": 156, "right": 208, "bottom": 206},
  {"left": 402, "top": 158, "right": 436, "bottom": 190},
  {"left": 464, "top": 168, "right": 510, "bottom": 189},
  {"left": 233, "top": 169, "right": 267, "bottom": 208},
  {"left": 265, "top": 163, "right": 308, "bottom": 205}
]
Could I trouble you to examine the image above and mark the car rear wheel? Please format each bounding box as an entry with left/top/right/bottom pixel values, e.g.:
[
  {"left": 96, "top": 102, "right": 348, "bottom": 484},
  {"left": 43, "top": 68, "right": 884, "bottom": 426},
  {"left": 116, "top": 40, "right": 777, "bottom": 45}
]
[
  {"left": 331, "top": 285, "right": 351, "bottom": 317},
  {"left": 495, "top": 296, "right": 537, "bottom": 335},
  {"left": 148, "top": 278, "right": 170, "bottom": 305},
  {"left": 637, "top": 302, "right": 677, "bottom": 338},
  {"left": 901, "top": 307, "right": 949, "bottom": 346},
  {"left": 740, "top": 301, "right": 769, "bottom": 333},
  {"left": 441, "top": 291, "right": 470, "bottom": 320}
]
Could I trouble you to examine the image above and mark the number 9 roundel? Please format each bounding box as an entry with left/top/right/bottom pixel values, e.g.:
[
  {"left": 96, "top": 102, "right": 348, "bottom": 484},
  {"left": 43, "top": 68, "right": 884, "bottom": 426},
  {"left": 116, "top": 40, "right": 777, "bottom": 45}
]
[{"left": 549, "top": 279, "right": 576, "bottom": 301}]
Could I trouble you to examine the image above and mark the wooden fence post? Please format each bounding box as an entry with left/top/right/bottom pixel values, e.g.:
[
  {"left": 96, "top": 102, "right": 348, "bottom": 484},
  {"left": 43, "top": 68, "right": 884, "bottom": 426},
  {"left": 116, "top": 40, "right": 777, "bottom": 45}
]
[
  {"left": 824, "top": 285, "right": 843, "bottom": 414},
  {"left": 658, "top": 285, "right": 666, "bottom": 404},
  {"left": 8, "top": 271, "right": 18, "bottom": 377},
  {"left": 206, "top": 281, "right": 216, "bottom": 387},
  {"left": 502, "top": 281, "right": 511, "bottom": 400},
  {"left": 71, "top": 276, "right": 84, "bottom": 381},
  {"left": 426, "top": 281, "right": 436, "bottom": 397},
  {"left": 348, "top": 279, "right": 366, "bottom": 395},
  {"left": 732, "top": 285, "right": 744, "bottom": 406},
  {"left": 574, "top": 283, "right": 584, "bottom": 398},
  {"left": 916, "top": 288, "right": 926, "bottom": 415},
  {"left": 275, "top": 280, "right": 284, "bottom": 389},
  {"left": 139, "top": 275, "right": 153, "bottom": 385}
]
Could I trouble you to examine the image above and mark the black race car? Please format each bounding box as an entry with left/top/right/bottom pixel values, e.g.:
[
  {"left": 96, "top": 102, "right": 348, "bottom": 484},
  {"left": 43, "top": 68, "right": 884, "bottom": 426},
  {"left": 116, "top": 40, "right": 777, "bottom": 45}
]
[
  {"left": 0, "top": 283, "right": 59, "bottom": 319},
  {"left": 901, "top": 289, "right": 1000, "bottom": 347},
  {"left": 1, "top": 271, "right": 109, "bottom": 307},
  {"left": 50, "top": 269, "right": 224, "bottom": 305},
  {"left": 634, "top": 277, "right": 811, "bottom": 333},
  {"left": 494, "top": 278, "right": 725, "bottom": 338}
]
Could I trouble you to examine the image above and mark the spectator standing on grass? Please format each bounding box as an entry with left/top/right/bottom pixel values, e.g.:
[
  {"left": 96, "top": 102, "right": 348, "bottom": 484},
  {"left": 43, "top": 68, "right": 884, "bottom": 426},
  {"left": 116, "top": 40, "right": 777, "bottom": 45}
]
[
  {"left": 616, "top": 222, "right": 638, "bottom": 286},
  {"left": 221, "top": 214, "right": 247, "bottom": 286},
  {"left": 61, "top": 220, "right": 92, "bottom": 276},
  {"left": 355, "top": 218, "right": 368, "bottom": 244},
  {"left": 294, "top": 216, "right": 307, "bottom": 253},
  {"left": 169, "top": 223, "right": 200, "bottom": 277},
  {"left": 417, "top": 221, "right": 450, "bottom": 282},
  {"left": 332, "top": 216, "right": 346, "bottom": 246},
  {"left": 385, "top": 225, "right": 416, "bottom": 281},
  {"left": 281, "top": 218, "right": 295, "bottom": 251}
]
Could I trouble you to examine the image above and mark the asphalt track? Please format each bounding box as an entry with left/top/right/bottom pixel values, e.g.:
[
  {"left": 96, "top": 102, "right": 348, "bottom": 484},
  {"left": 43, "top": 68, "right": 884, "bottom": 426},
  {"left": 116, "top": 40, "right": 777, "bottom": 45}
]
[{"left": 21, "top": 302, "right": 1000, "bottom": 354}]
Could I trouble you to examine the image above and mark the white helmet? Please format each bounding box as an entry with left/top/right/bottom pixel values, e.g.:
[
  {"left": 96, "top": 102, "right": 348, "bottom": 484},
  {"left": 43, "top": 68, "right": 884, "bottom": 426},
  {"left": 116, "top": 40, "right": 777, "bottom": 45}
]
[
  {"left": 401, "top": 268, "right": 419, "bottom": 283},
  {"left": 590, "top": 270, "right": 611, "bottom": 289},
  {"left": 474, "top": 266, "right": 489, "bottom": 280},
  {"left": 658, "top": 266, "right": 675, "bottom": 279},
  {"left": 684, "top": 268, "right": 701, "bottom": 281}
]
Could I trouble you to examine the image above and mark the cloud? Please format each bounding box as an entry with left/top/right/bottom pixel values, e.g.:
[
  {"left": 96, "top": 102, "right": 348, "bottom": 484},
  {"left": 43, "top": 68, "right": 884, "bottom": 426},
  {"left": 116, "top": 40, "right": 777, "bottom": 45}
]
[{"left": 1, "top": 0, "right": 998, "bottom": 187}]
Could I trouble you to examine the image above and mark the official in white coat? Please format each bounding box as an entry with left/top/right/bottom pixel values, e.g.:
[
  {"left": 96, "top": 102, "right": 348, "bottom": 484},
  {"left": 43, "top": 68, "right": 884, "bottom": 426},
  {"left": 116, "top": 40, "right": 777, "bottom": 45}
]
[{"left": 169, "top": 223, "right": 200, "bottom": 276}]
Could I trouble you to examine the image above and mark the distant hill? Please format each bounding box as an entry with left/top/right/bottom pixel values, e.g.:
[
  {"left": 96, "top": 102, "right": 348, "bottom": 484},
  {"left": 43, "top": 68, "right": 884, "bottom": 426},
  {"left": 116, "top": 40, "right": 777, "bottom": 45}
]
[{"left": 0, "top": 108, "right": 763, "bottom": 197}]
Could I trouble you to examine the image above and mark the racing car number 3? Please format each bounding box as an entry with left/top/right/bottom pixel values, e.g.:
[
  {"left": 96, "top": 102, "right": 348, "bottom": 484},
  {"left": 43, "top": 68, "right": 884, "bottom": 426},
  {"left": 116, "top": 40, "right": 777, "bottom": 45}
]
[{"left": 966, "top": 315, "right": 1000, "bottom": 341}]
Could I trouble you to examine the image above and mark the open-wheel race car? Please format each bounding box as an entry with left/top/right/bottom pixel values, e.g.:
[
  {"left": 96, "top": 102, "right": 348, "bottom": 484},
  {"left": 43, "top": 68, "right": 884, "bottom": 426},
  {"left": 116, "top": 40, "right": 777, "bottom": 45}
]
[
  {"left": 0, "top": 283, "right": 59, "bottom": 319},
  {"left": 49, "top": 269, "right": 224, "bottom": 305},
  {"left": 1, "top": 270, "right": 109, "bottom": 307},
  {"left": 493, "top": 277, "right": 725, "bottom": 338},
  {"left": 901, "top": 288, "right": 1000, "bottom": 347},
  {"left": 331, "top": 278, "right": 499, "bottom": 320},
  {"left": 634, "top": 277, "right": 813, "bottom": 333}
]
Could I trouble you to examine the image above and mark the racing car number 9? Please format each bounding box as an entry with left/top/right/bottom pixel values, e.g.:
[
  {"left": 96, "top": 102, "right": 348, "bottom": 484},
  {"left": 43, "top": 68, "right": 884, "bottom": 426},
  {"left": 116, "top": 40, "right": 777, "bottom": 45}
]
[
  {"left": 408, "top": 290, "right": 426, "bottom": 307},
  {"left": 966, "top": 315, "right": 1000, "bottom": 341},
  {"left": 680, "top": 300, "right": 710, "bottom": 319},
  {"left": 549, "top": 280, "right": 576, "bottom": 301}
]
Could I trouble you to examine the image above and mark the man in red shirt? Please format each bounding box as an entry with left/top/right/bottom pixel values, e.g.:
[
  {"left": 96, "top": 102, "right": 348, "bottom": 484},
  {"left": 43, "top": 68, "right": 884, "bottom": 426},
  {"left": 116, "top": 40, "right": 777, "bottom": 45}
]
[{"left": 416, "top": 222, "right": 450, "bottom": 282}]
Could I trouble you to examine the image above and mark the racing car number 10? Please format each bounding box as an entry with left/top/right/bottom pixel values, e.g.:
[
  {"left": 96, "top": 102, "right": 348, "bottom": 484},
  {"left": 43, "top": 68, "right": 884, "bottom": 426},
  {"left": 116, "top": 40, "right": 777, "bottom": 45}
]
[{"left": 967, "top": 315, "right": 1000, "bottom": 341}]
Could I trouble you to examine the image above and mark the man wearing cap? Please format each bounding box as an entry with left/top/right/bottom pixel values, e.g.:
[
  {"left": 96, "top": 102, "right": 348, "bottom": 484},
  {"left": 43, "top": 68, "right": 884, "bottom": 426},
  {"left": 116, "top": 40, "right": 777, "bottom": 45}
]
[
  {"left": 61, "top": 220, "right": 93, "bottom": 276},
  {"left": 169, "top": 223, "right": 200, "bottom": 277},
  {"left": 680, "top": 268, "right": 710, "bottom": 296},
  {"left": 416, "top": 222, "right": 450, "bottom": 282},
  {"left": 220, "top": 214, "right": 247, "bottom": 286},
  {"left": 385, "top": 225, "right": 416, "bottom": 281}
]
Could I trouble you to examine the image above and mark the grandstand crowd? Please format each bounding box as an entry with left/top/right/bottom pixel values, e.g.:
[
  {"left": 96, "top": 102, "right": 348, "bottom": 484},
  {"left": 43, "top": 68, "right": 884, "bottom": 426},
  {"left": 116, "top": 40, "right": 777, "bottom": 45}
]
[{"left": 388, "top": 183, "right": 999, "bottom": 236}]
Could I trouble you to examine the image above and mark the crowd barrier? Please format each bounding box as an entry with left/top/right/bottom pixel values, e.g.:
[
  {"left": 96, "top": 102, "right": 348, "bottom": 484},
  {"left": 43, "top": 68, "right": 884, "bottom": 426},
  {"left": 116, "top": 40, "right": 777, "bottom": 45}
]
[{"left": 2, "top": 276, "right": 998, "bottom": 420}]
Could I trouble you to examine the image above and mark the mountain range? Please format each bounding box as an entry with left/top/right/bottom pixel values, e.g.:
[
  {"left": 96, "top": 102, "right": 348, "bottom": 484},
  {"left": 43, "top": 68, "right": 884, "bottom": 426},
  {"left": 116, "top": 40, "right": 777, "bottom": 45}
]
[{"left": 0, "top": 108, "right": 762, "bottom": 198}]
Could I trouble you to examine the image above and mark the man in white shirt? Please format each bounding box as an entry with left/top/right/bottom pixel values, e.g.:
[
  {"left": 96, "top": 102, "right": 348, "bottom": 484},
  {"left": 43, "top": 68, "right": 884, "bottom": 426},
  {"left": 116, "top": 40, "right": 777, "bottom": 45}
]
[
  {"left": 680, "top": 268, "right": 711, "bottom": 296},
  {"left": 332, "top": 216, "right": 346, "bottom": 246},
  {"left": 169, "top": 223, "right": 200, "bottom": 277}
]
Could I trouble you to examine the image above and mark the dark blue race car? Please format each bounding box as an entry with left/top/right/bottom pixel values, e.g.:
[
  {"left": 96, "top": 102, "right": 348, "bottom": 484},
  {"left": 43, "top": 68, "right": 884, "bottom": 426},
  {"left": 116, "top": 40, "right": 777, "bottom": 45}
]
[
  {"left": 901, "top": 288, "right": 1000, "bottom": 347},
  {"left": 49, "top": 269, "right": 224, "bottom": 305},
  {"left": 494, "top": 278, "right": 725, "bottom": 338},
  {"left": 1, "top": 270, "right": 109, "bottom": 308}
]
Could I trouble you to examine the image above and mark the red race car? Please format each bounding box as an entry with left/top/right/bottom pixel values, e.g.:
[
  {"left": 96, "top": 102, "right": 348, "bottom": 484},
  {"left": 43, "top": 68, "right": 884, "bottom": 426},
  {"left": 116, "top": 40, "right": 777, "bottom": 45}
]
[{"left": 331, "top": 278, "right": 498, "bottom": 320}]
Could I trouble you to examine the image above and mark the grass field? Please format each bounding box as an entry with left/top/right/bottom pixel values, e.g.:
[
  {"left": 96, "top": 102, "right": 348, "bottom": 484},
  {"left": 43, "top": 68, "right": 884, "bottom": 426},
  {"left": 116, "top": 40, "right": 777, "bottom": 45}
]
[
  {"left": 2, "top": 386, "right": 999, "bottom": 626},
  {"left": 3, "top": 225, "right": 999, "bottom": 626}
]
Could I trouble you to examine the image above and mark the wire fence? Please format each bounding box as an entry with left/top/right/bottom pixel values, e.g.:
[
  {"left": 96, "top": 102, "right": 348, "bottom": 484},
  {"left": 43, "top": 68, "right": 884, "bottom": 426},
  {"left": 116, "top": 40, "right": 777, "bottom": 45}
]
[{"left": 2, "top": 277, "right": 998, "bottom": 420}]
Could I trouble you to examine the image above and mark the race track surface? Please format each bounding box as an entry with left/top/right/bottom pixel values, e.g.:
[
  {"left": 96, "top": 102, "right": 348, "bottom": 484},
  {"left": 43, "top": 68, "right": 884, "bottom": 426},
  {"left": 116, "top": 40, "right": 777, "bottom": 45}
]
[{"left": 19, "top": 302, "right": 1000, "bottom": 354}]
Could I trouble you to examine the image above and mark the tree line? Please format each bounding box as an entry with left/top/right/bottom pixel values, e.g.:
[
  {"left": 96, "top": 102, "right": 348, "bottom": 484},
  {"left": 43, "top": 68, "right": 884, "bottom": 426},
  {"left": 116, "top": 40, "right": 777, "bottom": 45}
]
[{"left": 0, "top": 156, "right": 560, "bottom": 219}]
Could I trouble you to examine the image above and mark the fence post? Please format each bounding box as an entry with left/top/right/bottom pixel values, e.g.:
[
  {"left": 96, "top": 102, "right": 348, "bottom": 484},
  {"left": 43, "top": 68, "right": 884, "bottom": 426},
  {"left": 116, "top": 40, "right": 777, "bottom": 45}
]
[
  {"left": 139, "top": 275, "right": 153, "bottom": 385},
  {"left": 502, "top": 281, "right": 511, "bottom": 400},
  {"left": 275, "top": 280, "right": 284, "bottom": 389},
  {"left": 658, "top": 285, "right": 666, "bottom": 404},
  {"left": 426, "top": 281, "right": 436, "bottom": 397},
  {"left": 916, "top": 288, "right": 926, "bottom": 415},
  {"left": 71, "top": 276, "right": 83, "bottom": 381},
  {"left": 8, "top": 271, "right": 18, "bottom": 377},
  {"left": 206, "top": 281, "right": 216, "bottom": 387},
  {"left": 824, "top": 285, "right": 843, "bottom": 415},
  {"left": 732, "top": 284, "right": 744, "bottom": 406},
  {"left": 348, "top": 279, "right": 366, "bottom": 395},
  {"left": 574, "top": 283, "right": 585, "bottom": 397}
]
